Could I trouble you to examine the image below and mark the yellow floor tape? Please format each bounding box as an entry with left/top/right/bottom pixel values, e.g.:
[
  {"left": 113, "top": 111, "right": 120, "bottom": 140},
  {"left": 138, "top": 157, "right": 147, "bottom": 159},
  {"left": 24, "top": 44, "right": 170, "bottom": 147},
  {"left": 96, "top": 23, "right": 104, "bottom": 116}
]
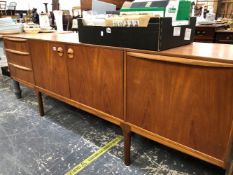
[{"left": 65, "top": 135, "right": 123, "bottom": 175}]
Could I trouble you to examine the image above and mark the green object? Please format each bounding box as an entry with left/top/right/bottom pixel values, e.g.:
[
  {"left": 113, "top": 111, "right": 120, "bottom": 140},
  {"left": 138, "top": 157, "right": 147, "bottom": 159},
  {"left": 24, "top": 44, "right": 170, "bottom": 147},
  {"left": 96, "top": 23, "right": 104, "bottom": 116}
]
[
  {"left": 120, "top": 7, "right": 165, "bottom": 12},
  {"left": 176, "top": 0, "right": 191, "bottom": 20}
]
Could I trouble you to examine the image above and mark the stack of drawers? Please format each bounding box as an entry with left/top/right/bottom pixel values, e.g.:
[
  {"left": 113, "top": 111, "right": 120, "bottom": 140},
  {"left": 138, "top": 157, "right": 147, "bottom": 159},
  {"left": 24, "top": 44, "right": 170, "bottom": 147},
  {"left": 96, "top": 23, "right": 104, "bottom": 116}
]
[{"left": 4, "top": 37, "right": 35, "bottom": 87}]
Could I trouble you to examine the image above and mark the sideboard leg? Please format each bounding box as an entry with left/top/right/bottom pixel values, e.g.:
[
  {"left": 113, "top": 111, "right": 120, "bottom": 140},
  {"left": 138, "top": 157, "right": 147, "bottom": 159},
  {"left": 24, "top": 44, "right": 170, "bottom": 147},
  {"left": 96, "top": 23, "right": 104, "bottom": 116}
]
[
  {"left": 121, "top": 123, "right": 132, "bottom": 166},
  {"left": 12, "top": 80, "right": 22, "bottom": 99},
  {"left": 36, "top": 91, "right": 44, "bottom": 116},
  {"left": 225, "top": 160, "right": 233, "bottom": 175},
  {"left": 225, "top": 129, "right": 233, "bottom": 175}
]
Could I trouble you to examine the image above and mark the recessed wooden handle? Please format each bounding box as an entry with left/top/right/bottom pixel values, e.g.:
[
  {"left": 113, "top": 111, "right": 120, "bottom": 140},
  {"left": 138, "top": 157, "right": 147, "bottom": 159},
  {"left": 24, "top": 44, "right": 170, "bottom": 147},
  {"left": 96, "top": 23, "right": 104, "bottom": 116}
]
[
  {"left": 67, "top": 48, "right": 74, "bottom": 59},
  {"left": 5, "top": 48, "right": 30, "bottom": 55},
  {"left": 4, "top": 37, "right": 27, "bottom": 42},
  {"left": 57, "top": 47, "right": 64, "bottom": 57},
  {"left": 127, "top": 52, "right": 233, "bottom": 68},
  {"left": 8, "top": 63, "right": 32, "bottom": 71}
]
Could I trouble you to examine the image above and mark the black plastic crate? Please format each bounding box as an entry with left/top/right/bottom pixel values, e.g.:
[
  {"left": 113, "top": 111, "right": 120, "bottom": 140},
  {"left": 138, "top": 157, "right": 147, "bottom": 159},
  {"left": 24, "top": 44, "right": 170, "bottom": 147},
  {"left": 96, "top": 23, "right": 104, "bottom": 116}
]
[{"left": 78, "top": 17, "right": 196, "bottom": 51}]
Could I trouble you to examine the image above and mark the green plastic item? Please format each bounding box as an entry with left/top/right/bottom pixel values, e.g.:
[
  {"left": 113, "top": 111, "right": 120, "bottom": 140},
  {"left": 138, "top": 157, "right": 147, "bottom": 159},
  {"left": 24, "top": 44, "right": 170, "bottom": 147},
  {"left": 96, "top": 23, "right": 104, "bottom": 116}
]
[{"left": 176, "top": 0, "right": 191, "bottom": 20}]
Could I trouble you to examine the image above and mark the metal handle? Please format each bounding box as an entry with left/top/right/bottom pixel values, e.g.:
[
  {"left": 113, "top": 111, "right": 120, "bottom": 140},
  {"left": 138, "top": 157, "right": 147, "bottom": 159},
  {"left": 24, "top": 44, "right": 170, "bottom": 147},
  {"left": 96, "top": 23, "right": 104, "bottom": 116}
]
[
  {"left": 67, "top": 48, "right": 74, "bottom": 59},
  {"left": 127, "top": 52, "right": 233, "bottom": 68},
  {"left": 57, "top": 47, "right": 64, "bottom": 57}
]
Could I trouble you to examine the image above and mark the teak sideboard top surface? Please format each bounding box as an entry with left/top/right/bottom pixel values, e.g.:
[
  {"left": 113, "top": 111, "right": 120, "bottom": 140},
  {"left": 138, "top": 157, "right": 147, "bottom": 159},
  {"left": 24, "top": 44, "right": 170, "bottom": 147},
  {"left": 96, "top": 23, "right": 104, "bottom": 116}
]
[
  {"left": 5, "top": 33, "right": 233, "bottom": 63},
  {"left": 3, "top": 33, "right": 233, "bottom": 175}
]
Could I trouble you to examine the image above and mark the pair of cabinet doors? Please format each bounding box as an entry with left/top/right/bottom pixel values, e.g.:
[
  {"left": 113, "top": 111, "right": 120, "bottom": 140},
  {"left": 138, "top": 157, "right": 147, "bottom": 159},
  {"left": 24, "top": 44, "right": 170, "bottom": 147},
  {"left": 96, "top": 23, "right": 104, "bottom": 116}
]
[{"left": 30, "top": 40, "right": 124, "bottom": 120}]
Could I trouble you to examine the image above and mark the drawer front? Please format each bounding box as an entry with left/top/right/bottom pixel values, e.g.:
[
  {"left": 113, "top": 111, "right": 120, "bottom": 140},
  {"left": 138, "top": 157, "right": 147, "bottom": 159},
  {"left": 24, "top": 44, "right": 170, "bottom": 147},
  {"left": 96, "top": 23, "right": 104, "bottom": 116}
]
[
  {"left": 6, "top": 51, "right": 32, "bottom": 69},
  {"left": 215, "top": 33, "right": 233, "bottom": 44},
  {"left": 4, "top": 38, "right": 29, "bottom": 52},
  {"left": 9, "top": 63, "right": 34, "bottom": 84},
  {"left": 194, "top": 27, "right": 215, "bottom": 42},
  {"left": 195, "top": 28, "right": 215, "bottom": 37}
]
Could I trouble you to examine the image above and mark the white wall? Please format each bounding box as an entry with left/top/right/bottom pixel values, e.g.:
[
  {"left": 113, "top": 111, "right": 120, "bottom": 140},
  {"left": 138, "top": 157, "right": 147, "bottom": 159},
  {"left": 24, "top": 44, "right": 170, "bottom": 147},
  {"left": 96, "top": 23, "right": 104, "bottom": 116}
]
[
  {"left": 60, "top": 0, "right": 80, "bottom": 11},
  {"left": 5, "top": 0, "right": 80, "bottom": 13}
]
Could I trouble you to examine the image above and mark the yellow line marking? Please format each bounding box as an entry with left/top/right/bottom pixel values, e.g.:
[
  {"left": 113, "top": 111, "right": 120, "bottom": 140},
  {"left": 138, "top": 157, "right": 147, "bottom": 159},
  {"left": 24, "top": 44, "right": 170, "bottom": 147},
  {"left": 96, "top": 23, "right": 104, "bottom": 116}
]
[{"left": 65, "top": 135, "right": 123, "bottom": 175}]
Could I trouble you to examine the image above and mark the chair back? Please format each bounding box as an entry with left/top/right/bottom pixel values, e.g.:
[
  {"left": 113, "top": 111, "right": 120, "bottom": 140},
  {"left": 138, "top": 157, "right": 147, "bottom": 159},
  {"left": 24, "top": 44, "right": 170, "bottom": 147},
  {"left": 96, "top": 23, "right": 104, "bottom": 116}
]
[
  {"left": 8, "top": 2, "right": 17, "bottom": 10},
  {"left": 0, "top": 1, "right": 7, "bottom": 10}
]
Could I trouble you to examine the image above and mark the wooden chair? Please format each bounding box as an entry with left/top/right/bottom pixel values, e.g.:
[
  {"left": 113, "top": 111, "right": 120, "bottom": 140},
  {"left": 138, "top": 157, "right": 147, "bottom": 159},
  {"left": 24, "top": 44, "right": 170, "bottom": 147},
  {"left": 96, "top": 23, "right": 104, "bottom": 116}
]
[
  {"left": 0, "top": 1, "right": 7, "bottom": 16},
  {"left": 7, "top": 2, "right": 17, "bottom": 15}
]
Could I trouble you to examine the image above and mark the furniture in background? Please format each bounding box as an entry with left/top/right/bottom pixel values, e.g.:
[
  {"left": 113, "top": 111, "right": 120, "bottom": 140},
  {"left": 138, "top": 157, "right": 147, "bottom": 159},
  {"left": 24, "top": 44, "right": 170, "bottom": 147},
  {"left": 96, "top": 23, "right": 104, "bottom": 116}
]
[
  {"left": 218, "top": 0, "right": 233, "bottom": 18},
  {"left": 195, "top": 0, "right": 218, "bottom": 15},
  {"left": 0, "top": 1, "right": 22, "bottom": 17},
  {"left": 0, "top": 35, "right": 9, "bottom": 76},
  {"left": 215, "top": 29, "right": 233, "bottom": 43},
  {"left": 43, "top": 3, "right": 49, "bottom": 13},
  {"left": 52, "top": 0, "right": 59, "bottom": 11},
  {"left": 194, "top": 24, "right": 228, "bottom": 42},
  {"left": 7, "top": 2, "right": 17, "bottom": 16},
  {"left": 0, "top": 1, "right": 6, "bottom": 16},
  {"left": 62, "top": 10, "right": 72, "bottom": 31},
  {"left": 195, "top": 0, "right": 233, "bottom": 18}
]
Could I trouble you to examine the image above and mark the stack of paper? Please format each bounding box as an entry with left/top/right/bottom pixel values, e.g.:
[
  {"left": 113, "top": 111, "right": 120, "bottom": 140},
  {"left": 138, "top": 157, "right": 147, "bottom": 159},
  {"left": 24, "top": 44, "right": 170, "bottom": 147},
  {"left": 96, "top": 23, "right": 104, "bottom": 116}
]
[{"left": 0, "top": 18, "right": 22, "bottom": 34}]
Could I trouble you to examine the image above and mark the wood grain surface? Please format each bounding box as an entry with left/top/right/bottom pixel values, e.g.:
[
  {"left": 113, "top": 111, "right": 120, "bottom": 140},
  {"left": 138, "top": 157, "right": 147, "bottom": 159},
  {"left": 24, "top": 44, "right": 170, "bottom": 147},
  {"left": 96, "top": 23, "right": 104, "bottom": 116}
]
[
  {"left": 160, "top": 42, "right": 233, "bottom": 63},
  {"left": 126, "top": 54, "right": 233, "bottom": 161},
  {"left": 6, "top": 52, "right": 32, "bottom": 69},
  {"left": 4, "top": 34, "right": 233, "bottom": 63},
  {"left": 3, "top": 34, "right": 233, "bottom": 171},
  {"left": 4, "top": 38, "right": 35, "bottom": 85},
  {"left": 127, "top": 52, "right": 233, "bottom": 67},
  {"left": 9, "top": 64, "right": 34, "bottom": 84},
  {"left": 66, "top": 45, "right": 124, "bottom": 119},
  {"left": 4, "top": 38, "right": 29, "bottom": 53},
  {"left": 30, "top": 40, "right": 70, "bottom": 98}
]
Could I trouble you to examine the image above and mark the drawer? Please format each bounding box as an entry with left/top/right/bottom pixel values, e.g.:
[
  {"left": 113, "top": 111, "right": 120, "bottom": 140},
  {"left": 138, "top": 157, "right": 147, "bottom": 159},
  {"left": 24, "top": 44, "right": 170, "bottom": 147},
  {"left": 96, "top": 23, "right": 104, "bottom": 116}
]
[
  {"left": 8, "top": 63, "right": 35, "bottom": 85},
  {"left": 195, "top": 28, "right": 215, "bottom": 37},
  {"left": 4, "top": 37, "right": 29, "bottom": 52},
  {"left": 194, "top": 35, "right": 214, "bottom": 42},
  {"left": 5, "top": 50, "right": 32, "bottom": 69},
  {"left": 215, "top": 32, "right": 233, "bottom": 44}
]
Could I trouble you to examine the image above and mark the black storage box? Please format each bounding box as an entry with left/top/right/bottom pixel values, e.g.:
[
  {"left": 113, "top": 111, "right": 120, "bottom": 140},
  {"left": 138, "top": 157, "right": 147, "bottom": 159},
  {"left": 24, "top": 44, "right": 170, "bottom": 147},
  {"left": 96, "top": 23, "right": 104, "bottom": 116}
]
[{"left": 78, "top": 17, "right": 196, "bottom": 51}]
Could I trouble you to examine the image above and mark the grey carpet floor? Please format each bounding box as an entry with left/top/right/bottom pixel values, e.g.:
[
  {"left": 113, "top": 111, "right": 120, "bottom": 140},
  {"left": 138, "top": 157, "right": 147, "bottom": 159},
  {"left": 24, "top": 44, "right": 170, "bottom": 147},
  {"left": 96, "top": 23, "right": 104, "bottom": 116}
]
[{"left": 0, "top": 76, "right": 225, "bottom": 175}]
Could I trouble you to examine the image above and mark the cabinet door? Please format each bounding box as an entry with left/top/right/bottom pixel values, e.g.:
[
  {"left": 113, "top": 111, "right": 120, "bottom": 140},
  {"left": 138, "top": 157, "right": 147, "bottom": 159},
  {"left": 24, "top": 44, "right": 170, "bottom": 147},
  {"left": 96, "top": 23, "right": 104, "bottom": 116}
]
[
  {"left": 67, "top": 45, "right": 124, "bottom": 119},
  {"left": 126, "top": 52, "right": 233, "bottom": 162},
  {"left": 30, "top": 40, "right": 70, "bottom": 98}
]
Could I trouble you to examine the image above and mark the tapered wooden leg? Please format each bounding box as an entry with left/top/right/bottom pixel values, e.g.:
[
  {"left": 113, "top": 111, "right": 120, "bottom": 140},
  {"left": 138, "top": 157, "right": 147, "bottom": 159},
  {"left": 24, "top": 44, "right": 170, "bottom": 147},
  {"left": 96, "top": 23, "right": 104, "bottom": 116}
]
[
  {"left": 225, "top": 160, "right": 233, "bottom": 175},
  {"left": 121, "top": 123, "right": 132, "bottom": 166},
  {"left": 225, "top": 130, "right": 233, "bottom": 175},
  {"left": 12, "top": 80, "right": 22, "bottom": 99},
  {"left": 36, "top": 91, "right": 44, "bottom": 116}
]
